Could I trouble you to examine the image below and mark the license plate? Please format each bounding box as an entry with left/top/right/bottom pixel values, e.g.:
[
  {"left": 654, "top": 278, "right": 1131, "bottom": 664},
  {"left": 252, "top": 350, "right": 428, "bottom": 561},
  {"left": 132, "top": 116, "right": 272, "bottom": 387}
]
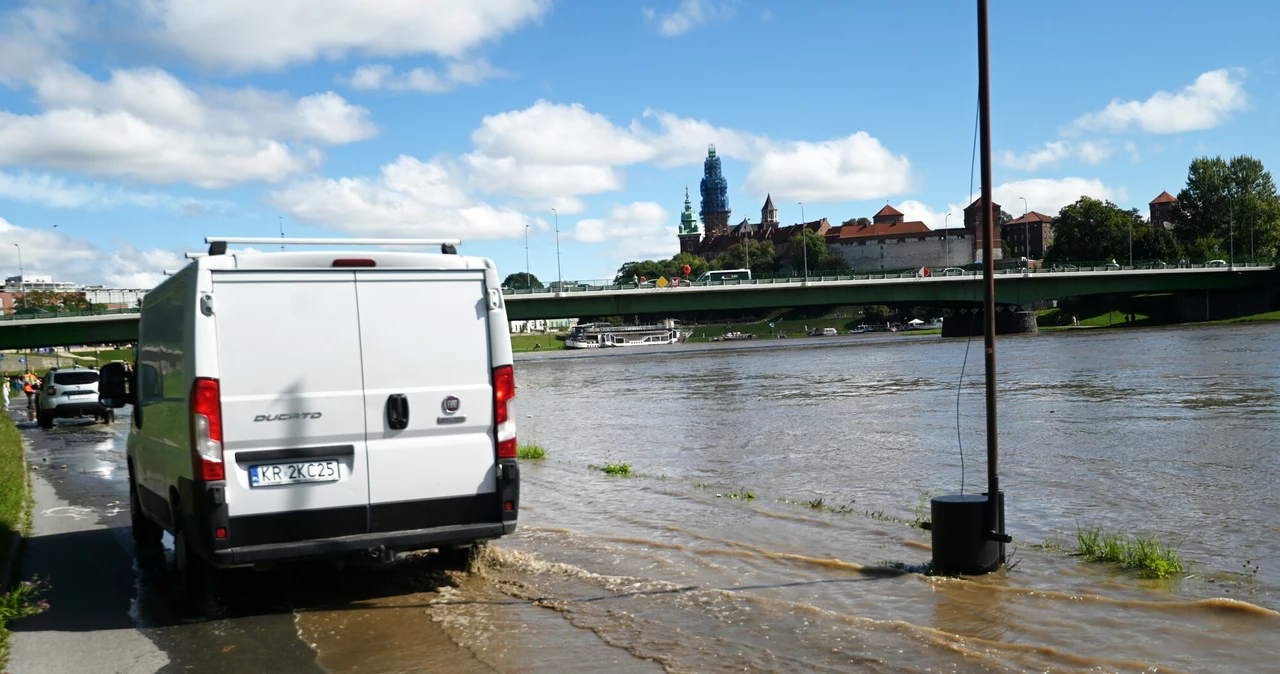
[{"left": 250, "top": 460, "right": 340, "bottom": 487}]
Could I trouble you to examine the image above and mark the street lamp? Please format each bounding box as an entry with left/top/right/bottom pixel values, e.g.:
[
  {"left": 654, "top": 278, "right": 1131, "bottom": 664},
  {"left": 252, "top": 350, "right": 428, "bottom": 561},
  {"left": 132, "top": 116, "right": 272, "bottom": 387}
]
[
  {"left": 278, "top": 216, "right": 285, "bottom": 251},
  {"left": 524, "top": 223, "right": 531, "bottom": 289},
  {"left": 551, "top": 208, "right": 562, "bottom": 291},
  {"left": 13, "top": 244, "right": 23, "bottom": 308},
  {"left": 1018, "top": 196, "right": 1028, "bottom": 259},
  {"left": 944, "top": 212, "right": 952, "bottom": 267},
  {"left": 798, "top": 202, "right": 808, "bottom": 281}
]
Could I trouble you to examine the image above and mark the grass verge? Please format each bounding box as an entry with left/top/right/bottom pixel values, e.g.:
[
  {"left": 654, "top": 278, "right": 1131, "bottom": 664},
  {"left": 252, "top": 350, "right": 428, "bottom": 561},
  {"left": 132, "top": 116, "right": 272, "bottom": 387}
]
[
  {"left": 516, "top": 443, "right": 547, "bottom": 460},
  {"left": 510, "top": 334, "right": 566, "bottom": 353},
  {"left": 1, "top": 413, "right": 39, "bottom": 667},
  {"left": 1074, "top": 526, "right": 1185, "bottom": 579}
]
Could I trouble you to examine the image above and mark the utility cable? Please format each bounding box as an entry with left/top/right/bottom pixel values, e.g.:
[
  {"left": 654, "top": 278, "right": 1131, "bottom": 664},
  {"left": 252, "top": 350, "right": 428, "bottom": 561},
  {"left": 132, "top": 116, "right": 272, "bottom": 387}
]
[{"left": 955, "top": 97, "right": 981, "bottom": 495}]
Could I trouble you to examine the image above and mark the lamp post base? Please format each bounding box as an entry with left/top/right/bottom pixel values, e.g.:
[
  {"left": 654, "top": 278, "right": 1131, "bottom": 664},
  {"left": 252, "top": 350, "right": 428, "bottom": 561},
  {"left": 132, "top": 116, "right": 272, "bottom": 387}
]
[{"left": 929, "top": 492, "right": 1007, "bottom": 575}]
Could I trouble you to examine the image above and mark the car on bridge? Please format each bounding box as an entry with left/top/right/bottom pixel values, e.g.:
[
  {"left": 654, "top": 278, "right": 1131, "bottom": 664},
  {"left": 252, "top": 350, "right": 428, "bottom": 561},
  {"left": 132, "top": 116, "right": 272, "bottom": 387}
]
[
  {"left": 1102, "top": 261, "right": 1122, "bottom": 271},
  {"left": 1206, "top": 259, "right": 1228, "bottom": 267},
  {"left": 36, "top": 367, "right": 113, "bottom": 428},
  {"left": 939, "top": 267, "right": 966, "bottom": 276}
]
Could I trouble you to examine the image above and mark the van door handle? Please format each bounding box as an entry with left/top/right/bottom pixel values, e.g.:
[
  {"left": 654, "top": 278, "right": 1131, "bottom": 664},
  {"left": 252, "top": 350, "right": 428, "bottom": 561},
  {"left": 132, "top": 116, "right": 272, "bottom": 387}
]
[{"left": 386, "top": 394, "right": 409, "bottom": 430}]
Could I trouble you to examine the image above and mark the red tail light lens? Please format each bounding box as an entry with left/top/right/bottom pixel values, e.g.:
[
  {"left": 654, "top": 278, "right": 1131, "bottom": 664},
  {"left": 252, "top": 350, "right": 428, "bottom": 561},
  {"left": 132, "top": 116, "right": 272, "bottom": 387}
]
[
  {"left": 493, "top": 365, "right": 516, "bottom": 458},
  {"left": 332, "top": 258, "right": 377, "bottom": 267},
  {"left": 493, "top": 365, "right": 514, "bottom": 424},
  {"left": 46, "top": 386, "right": 56, "bottom": 396},
  {"left": 190, "top": 377, "right": 224, "bottom": 482}
]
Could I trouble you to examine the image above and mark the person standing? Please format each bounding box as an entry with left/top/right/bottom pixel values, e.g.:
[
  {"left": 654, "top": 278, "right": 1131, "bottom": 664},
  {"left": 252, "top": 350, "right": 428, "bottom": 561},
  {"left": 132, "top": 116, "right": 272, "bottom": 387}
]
[
  {"left": 22, "top": 371, "right": 39, "bottom": 410},
  {"left": 2, "top": 376, "right": 9, "bottom": 409}
]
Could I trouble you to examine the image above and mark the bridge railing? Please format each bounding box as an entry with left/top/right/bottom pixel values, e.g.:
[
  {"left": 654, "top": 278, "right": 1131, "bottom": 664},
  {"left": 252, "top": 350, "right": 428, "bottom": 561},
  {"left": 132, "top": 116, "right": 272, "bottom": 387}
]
[
  {"left": 502, "top": 260, "right": 1274, "bottom": 295},
  {"left": 0, "top": 307, "right": 142, "bottom": 321}
]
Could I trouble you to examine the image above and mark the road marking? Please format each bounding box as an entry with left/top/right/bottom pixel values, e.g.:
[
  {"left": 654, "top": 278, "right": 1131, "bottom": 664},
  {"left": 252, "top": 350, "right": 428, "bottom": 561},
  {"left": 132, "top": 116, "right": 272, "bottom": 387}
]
[{"left": 41, "top": 505, "right": 97, "bottom": 520}]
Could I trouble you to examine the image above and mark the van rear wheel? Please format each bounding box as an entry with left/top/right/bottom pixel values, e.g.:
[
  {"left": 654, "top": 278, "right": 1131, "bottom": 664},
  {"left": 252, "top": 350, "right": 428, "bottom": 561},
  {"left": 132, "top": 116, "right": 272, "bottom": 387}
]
[
  {"left": 129, "top": 476, "right": 163, "bottom": 548},
  {"left": 173, "top": 521, "right": 211, "bottom": 595}
]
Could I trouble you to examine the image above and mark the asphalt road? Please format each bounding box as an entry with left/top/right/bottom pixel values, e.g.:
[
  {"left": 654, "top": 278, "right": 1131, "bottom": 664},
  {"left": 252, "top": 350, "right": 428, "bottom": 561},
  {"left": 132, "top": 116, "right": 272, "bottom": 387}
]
[{"left": 3, "top": 407, "right": 478, "bottom": 674}]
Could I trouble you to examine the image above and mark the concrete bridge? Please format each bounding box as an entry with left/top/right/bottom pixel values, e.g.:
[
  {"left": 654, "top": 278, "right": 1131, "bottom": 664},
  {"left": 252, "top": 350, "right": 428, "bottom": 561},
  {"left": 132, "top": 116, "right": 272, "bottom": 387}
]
[
  {"left": 501, "top": 264, "right": 1277, "bottom": 320},
  {"left": 0, "top": 264, "right": 1274, "bottom": 349}
]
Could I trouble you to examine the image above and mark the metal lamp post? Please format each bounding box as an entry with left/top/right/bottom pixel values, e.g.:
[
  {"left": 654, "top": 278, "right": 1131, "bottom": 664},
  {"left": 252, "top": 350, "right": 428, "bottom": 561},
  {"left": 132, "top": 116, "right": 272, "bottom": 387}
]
[
  {"left": 798, "top": 202, "right": 808, "bottom": 281},
  {"left": 1018, "top": 196, "right": 1028, "bottom": 259},
  {"left": 524, "top": 223, "right": 531, "bottom": 289},
  {"left": 278, "top": 216, "right": 285, "bottom": 251},
  {"left": 13, "top": 243, "right": 24, "bottom": 308},
  {"left": 552, "top": 208, "right": 562, "bottom": 290},
  {"left": 945, "top": 212, "right": 952, "bottom": 267}
]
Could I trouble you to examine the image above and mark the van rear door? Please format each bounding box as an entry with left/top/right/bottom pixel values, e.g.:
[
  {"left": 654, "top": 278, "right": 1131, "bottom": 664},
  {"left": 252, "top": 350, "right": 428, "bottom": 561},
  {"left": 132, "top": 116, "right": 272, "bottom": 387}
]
[
  {"left": 354, "top": 270, "right": 498, "bottom": 533},
  {"left": 212, "top": 271, "right": 371, "bottom": 543}
]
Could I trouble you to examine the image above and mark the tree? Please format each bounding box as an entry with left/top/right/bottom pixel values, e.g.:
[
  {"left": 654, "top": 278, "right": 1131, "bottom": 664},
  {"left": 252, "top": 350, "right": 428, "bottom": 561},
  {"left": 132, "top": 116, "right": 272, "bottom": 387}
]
[
  {"left": 671, "top": 252, "right": 711, "bottom": 279},
  {"left": 711, "top": 239, "right": 777, "bottom": 275},
  {"left": 862, "top": 305, "right": 891, "bottom": 324},
  {"left": 502, "top": 272, "right": 542, "bottom": 289},
  {"left": 787, "top": 229, "right": 829, "bottom": 274},
  {"left": 1174, "top": 155, "right": 1280, "bottom": 261},
  {"left": 1043, "top": 197, "right": 1146, "bottom": 263}
]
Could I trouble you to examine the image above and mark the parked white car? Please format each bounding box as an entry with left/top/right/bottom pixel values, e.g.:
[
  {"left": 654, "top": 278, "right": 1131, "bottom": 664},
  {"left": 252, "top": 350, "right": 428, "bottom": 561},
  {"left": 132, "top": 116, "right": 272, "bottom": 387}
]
[{"left": 101, "top": 238, "right": 519, "bottom": 588}]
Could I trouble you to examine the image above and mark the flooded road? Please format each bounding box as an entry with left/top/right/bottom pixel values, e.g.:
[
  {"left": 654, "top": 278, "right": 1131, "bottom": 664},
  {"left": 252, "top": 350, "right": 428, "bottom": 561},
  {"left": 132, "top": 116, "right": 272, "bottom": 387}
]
[{"left": 7, "top": 322, "right": 1279, "bottom": 672}]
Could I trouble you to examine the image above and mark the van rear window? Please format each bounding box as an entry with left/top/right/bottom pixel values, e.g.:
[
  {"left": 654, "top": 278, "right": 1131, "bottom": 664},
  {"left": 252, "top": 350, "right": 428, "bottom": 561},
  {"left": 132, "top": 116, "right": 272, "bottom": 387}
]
[{"left": 54, "top": 371, "right": 98, "bottom": 385}]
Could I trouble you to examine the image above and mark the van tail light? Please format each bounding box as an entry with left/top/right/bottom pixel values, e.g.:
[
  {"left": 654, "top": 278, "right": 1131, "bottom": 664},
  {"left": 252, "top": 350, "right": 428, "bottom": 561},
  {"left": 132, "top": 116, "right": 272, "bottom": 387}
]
[
  {"left": 190, "top": 378, "right": 225, "bottom": 482},
  {"left": 493, "top": 365, "right": 516, "bottom": 458},
  {"left": 332, "top": 258, "right": 376, "bottom": 267}
]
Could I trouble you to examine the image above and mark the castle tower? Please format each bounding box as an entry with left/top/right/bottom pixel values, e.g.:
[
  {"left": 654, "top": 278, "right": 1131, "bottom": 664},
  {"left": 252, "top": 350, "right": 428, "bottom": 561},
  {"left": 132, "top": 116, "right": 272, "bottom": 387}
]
[
  {"left": 872, "top": 204, "right": 904, "bottom": 225},
  {"left": 963, "top": 196, "right": 1004, "bottom": 263},
  {"left": 761, "top": 194, "right": 778, "bottom": 227},
  {"left": 678, "top": 187, "right": 702, "bottom": 254},
  {"left": 699, "top": 145, "right": 731, "bottom": 235},
  {"left": 1149, "top": 191, "right": 1177, "bottom": 229}
]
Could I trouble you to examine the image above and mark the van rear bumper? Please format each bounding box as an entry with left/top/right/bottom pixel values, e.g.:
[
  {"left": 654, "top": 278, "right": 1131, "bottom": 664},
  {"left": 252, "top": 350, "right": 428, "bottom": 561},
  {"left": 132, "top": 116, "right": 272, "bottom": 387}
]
[{"left": 212, "top": 521, "right": 517, "bottom": 566}]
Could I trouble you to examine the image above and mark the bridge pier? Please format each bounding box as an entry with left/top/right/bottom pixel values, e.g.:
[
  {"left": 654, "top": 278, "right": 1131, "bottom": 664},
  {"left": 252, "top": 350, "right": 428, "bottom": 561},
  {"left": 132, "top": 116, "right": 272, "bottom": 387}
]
[{"left": 941, "top": 309, "right": 1037, "bottom": 338}]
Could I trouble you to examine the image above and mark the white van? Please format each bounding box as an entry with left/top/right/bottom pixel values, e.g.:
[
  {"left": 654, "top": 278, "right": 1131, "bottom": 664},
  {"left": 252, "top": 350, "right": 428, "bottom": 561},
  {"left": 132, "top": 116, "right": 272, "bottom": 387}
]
[{"left": 100, "top": 238, "right": 519, "bottom": 582}]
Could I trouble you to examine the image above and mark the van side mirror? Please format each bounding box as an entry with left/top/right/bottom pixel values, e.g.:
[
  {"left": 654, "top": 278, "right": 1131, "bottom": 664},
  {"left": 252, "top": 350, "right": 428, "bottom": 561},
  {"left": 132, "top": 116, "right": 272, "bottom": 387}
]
[{"left": 98, "top": 361, "right": 135, "bottom": 408}]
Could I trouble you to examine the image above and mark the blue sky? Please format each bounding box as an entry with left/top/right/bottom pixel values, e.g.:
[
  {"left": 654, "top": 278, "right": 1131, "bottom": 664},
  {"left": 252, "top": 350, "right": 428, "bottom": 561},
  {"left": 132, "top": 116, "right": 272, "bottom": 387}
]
[{"left": 0, "top": 0, "right": 1275, "bottom": 286}]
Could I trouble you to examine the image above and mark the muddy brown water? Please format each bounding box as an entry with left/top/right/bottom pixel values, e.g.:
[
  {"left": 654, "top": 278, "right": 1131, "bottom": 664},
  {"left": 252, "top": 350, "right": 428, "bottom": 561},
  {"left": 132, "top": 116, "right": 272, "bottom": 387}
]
[
  {"left": 18, "top": 323, "right": 1279, "bottom": 673},
  {"left": 384, "top": 323, "right": 1278, "bottom": 673}
]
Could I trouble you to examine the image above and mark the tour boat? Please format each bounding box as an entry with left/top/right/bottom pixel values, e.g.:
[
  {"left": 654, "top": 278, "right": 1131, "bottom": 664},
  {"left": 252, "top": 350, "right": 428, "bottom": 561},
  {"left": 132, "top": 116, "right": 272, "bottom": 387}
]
[{"left": 565, "top": 322, "right": 689, "bottom": 349}]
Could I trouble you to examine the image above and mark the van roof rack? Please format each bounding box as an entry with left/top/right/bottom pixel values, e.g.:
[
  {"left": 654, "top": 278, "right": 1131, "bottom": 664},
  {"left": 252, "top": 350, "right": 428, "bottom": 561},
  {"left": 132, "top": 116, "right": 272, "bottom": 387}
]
[{"left": 204, "top": 237, "right": 462, "bottom": 256}]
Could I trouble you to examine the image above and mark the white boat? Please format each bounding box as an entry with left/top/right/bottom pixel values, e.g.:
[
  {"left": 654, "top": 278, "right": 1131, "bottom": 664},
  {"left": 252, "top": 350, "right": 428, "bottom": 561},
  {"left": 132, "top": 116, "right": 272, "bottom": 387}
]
[{"left": 565, "top": 322, "right": 688, "bottom": 349}]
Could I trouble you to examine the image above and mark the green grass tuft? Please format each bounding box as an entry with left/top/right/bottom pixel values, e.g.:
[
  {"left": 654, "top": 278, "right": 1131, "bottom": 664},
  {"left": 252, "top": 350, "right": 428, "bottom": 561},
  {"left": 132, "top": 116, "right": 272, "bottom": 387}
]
[
  {"left": 1074, "top": 526, "right": 1185, "bottom": 579},
  {"left": 590, "top": 462, "right": 632, "bottom": 477},
  {"left": 516, "top": 444, "right": 546, "bottom": 460}
]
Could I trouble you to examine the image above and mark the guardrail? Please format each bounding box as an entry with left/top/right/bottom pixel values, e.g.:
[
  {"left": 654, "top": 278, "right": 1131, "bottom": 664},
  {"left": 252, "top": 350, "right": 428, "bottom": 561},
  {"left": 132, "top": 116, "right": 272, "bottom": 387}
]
[
  {"left": 503, "top": 261, "right": 1275, "bottom": 296},
  {"left": 0, "top": 308, "right": 142, "bottom": 322}
]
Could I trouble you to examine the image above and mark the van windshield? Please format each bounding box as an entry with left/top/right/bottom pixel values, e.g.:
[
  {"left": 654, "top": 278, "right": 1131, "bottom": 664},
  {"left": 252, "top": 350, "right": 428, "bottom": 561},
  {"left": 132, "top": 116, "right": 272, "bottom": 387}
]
[{"left": 53, "top": 371, "right": 98, "bottom": 385}]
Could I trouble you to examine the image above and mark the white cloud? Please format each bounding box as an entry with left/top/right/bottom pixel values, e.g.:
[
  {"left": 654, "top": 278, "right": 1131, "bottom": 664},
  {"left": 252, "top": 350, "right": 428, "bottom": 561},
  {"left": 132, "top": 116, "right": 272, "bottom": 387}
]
[
  {"left": 0, "top": 216, "right": 188, "bottom": 288},
  {"left": 473, "top": 101, "right": 656, "bottom": 165},
  {"left": 344, "top": 59, "right": 506, "bottom": 93},
  {"left": 896, "top": 200, "right": 960, "bottom": 230},
  {"left": 142, "top": 0, "right": 551, "bottom": 72},
  {"left": 465, "top": 155, "right": 622, "bottom": 198},
  {"left": 633, "top": 109, "right": 770, "bottom": 167},
  {"left": 0, "top": 171, "right": 233, "bottom": 215},
  {"left": 0, "top": 3, "right": 76, "bottom": 84},
  {"left": 268, "top": 155, "right": 531, "bottom": 240},
  {"left": 648, "top": 0, "right": 735, "bottom": 38},
  {"left": 0, "top": 64, "right": 375, "bottom": 188},
  {"left": 743, "top": 132, "right": 915, "bottom": 202},
  {"left": 1001, "top": 140, "right": 1113, "bottom": 171},
  {"left": 953, "top": 178, "right": 1120, "bottom": 219},
  {"left": 573, "top": 202, "right": 675, "bottom": 259},
  {"left": 1068, "top": 68, "right": 1247, "bottom": 135}
]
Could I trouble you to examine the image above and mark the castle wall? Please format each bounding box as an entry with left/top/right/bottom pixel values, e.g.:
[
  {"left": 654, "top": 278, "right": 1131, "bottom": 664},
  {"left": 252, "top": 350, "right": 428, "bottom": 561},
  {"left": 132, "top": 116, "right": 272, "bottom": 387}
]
[{"left": 828, "top": 233, "right": 995, "bottom": 271}]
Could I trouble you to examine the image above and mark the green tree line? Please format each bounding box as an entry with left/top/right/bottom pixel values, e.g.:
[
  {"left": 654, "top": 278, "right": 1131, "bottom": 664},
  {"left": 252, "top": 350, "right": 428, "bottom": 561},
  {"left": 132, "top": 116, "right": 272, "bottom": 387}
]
[{"left": 1045, "top": 155, "right": 1280, "bottom": 263}]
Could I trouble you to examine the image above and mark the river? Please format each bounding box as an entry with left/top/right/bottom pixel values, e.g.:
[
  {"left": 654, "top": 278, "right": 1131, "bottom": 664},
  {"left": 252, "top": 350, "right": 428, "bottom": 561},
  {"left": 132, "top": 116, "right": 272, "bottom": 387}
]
[{"left": 351, "top": 323, "right": 1276, "bottom": 673}]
